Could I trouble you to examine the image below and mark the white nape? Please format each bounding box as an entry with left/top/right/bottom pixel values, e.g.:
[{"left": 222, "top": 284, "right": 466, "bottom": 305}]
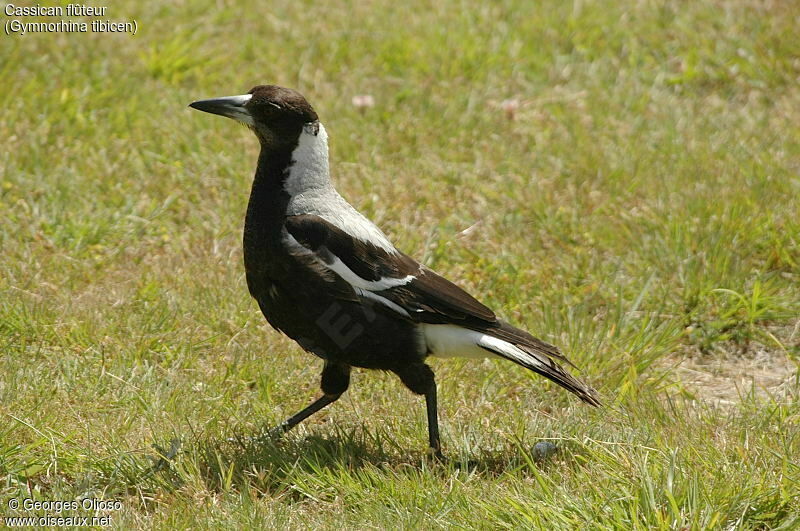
[
  {"left": 284, "top": 123, "right": 331, "bottom": 197},
  {"left": 284, "top": 123, "right": 399, "bottom": 253}
]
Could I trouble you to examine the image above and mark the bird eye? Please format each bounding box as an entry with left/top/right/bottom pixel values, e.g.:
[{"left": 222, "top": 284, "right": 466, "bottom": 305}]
[{"left": 266, "top": 101, "right": 282, "bottom": 110}]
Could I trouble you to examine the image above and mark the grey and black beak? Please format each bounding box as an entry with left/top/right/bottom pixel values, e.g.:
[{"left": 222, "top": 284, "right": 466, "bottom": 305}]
[{"left": 189, "top": 94, "right": 254, "bottom": 125}]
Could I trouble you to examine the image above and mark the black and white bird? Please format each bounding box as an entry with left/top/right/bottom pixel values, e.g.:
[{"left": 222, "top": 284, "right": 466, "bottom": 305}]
[{"left": 189, "top": 85, "right": 600, "bottom": 457}]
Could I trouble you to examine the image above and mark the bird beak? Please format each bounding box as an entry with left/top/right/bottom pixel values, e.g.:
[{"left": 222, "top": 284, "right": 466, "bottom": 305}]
[{"left": 189, "top": 94, "right": 254, "bottom": 125}]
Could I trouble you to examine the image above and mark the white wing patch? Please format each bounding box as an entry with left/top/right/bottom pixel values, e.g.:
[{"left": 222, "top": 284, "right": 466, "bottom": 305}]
[
  {"left": 316, "top": 204, "right": 398, "bottom": 254},
  {"left": 355, "top": 288, "right": 411, "bottom": 318},
  {"left": 282, "top": 230, "right": 315, "bottom": 256},
  {"left": 282, "top": 227, "right": 414, "bottom": 318},
  {"left": 327, "top": 256, "right": 414, "bottom": 291}
]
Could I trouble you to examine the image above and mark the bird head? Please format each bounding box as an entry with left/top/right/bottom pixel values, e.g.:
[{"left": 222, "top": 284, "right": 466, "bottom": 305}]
[{"left": 189, "top": 85, "right": 319, "bottom": 149}]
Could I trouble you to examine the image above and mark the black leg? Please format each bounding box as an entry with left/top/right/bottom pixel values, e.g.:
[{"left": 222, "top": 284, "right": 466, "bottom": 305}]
[
  {"left": 271, "top": 361, "right": 351, "bottom": 436},
  {"left": 273, "top": 393, "right": 341, "bottom": 434},
  {"left": 394, "top": 363, "right": 443, "bottom": 458},
  {"left": 424, "top": 382, "right": 443, "bottom": 459}
]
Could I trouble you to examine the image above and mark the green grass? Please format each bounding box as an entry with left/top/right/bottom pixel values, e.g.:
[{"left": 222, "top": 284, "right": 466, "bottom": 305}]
[{"left": 2, "top": 0, "right": 799, "bottom": 528}]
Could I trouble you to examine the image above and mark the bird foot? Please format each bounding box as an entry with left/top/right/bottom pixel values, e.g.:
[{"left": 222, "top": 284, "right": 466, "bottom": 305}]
[
  {"left": 226, "top": 425, "right": 288, "bottom": 448},
  {"left": 265, "top": 424, "right": 289, "bottom": 440},
  {"left": 426, "top": 446, "right": 446, "bottom": 462}
]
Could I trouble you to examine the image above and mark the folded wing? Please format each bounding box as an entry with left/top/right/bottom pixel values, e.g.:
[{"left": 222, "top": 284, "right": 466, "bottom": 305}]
[{"left": 284, "top": 214, "right": 600, "bottom": 405}]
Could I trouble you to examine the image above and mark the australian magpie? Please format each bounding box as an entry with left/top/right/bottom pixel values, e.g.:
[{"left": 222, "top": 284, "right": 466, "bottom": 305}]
[{"left": 189, "top": 85, "right": 600, "bottom": 457}]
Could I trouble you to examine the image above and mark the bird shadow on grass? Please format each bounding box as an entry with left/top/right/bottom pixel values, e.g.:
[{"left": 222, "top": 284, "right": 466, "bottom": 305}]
[
  {"left": 148, "top": 424, "right": 581, "bottom": 498},
  {"left": 188, "top": 426, "right": 415, "bottom": 497}
]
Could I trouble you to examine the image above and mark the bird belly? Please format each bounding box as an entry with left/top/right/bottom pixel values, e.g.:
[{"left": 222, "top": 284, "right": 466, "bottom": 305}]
[{"left": 254, "top": 281, "right": 425, "bottom": 370}]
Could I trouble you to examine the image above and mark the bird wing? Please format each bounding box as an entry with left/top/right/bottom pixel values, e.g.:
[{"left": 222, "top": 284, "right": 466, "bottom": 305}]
[
  {"left": 283, "top": 214, "right": 496, "bottom": 325},
  {"left": 284, "top": 214, "right": 600, "bottom": 405}
]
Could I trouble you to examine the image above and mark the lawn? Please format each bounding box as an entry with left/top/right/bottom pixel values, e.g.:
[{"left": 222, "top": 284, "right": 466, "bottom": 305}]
[{"left": 1, "top": 0, "right": 799, "bottom": 528}]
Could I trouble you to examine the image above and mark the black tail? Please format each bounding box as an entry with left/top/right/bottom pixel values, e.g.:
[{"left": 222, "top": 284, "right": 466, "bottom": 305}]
[{"left": 477, "top": 321, "right": 601, "bottom": 406}]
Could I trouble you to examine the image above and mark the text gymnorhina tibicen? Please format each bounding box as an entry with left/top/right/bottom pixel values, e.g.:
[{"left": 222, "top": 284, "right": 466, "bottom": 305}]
[{"left": 189, "top": 85, "right": 600, "bottom": 457}]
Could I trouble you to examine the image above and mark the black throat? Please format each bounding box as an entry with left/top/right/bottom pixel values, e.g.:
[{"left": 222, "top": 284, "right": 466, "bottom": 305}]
[{"left": 242, "top": 144, "right": 297, "bottom": 292}]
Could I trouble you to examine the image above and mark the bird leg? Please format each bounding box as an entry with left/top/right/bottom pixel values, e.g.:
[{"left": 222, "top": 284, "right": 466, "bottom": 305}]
[
  {"left": 272, "top": 393, "right": 342, "bottom": 435},
  {"left": 270, "top": 361, "right": 351, "bottom": 436},
  {"left": 395, "top": 363, "right": 443, "bottom": 459},
  {"left": 424, "top": 381, "right": 443, "bottom": 459}
]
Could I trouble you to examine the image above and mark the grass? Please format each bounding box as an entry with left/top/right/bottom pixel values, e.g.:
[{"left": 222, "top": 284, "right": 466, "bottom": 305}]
[{"left": 1, "top": 0, "right": 799, "bottom": 528}]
